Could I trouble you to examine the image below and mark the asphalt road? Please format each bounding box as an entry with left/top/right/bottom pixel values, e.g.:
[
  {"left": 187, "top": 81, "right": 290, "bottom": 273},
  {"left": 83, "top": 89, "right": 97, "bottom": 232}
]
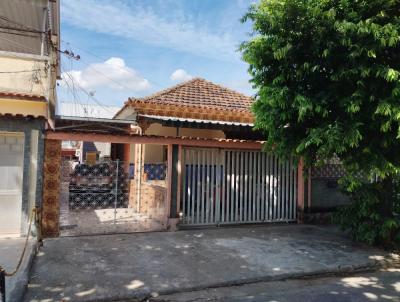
[{"left": 150, "top": 269, "right": 400, "bottom": 302}]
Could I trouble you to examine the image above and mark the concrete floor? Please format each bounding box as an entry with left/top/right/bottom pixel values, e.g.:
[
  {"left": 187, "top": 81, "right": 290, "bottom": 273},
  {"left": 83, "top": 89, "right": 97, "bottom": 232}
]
[
  {"left": 152, "top": 268, "right": 400, "bottom": 302},
  {"left": 0, "top": 237, "right": 37, "bottom": 302},
  {"left": 59, "top": 182, "right": 166, "bottom": 236},
  {"left": 24, "top": 225, "right": 388, "bottom": 302}
]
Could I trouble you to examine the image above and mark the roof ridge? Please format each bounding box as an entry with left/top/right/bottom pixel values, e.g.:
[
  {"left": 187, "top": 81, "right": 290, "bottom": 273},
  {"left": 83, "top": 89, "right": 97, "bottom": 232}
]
[{"left": 130, "top": 77, "right": 202, "bottom": 103}]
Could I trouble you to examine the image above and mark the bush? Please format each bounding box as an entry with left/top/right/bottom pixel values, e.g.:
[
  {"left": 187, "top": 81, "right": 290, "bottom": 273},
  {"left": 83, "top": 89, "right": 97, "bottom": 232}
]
[{"left": 334, "top": 178, "right": 400, "bottom": 250}]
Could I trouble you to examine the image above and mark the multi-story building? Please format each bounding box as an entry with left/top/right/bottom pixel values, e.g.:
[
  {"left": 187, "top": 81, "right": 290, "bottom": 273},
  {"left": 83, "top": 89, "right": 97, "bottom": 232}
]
[{"left": 0, "top": 0, "right": 60, "bottom": 236}]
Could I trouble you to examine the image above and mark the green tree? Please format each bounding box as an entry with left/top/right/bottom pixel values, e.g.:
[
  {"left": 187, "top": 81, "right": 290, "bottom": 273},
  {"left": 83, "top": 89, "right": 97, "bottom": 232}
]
[{"left": 241, "top": 0, "right": 400, "bottom": 248}]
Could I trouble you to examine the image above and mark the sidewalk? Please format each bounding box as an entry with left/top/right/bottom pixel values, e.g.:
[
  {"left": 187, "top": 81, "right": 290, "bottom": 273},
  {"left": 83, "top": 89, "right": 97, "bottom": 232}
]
[
  {"left": 0, "top": 237, "right": 37, "bottom": 302},
  {"left": 24, "top": 225, "right": 388, "bottom": 302}
]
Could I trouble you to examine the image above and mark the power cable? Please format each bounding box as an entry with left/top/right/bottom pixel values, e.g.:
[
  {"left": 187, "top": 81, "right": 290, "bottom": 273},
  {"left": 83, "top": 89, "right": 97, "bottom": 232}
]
[
  {"left": 0, "top": 69, "right": 43, "bottom": 74},
  {"left": 0, "top": 15, "right": 43, "bottom": 33},
  {"left": 61, "top": 39, "right": 163, "bottom": 89},
  {"left": 60, "top": 65, "right": 115, "bottom": 114},
  {"left": 0, "top": 35, "right": 43, "bottom": 54}
]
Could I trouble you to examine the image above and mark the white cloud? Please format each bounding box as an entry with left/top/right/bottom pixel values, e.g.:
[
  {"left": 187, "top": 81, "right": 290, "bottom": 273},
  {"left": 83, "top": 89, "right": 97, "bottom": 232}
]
[
  {"left": 61, "top": 0, "right": 239, "bottom": 62},
  {"left": 170, "top": 69, "right": 193, "bottom": 82},
  {"left": 61, "top": 57, "right": 150, "bottom": 92}
]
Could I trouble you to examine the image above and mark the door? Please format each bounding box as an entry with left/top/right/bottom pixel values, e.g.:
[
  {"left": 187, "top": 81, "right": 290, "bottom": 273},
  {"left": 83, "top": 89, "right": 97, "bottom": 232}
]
[
  {"left": 181, "top": 148, "right": 297, "bottom": 226},
  {"left": 0, "top": 132, "right": 24, "bottom": 235}
]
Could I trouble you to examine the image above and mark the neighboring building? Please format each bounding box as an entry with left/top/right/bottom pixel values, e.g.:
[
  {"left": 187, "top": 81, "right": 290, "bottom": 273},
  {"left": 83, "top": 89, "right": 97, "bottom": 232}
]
[
  {"left": 0, "top": 0, "right": 60, "bottom": 236},
  {"left": 57, "top": 102, "right": 120, "bottom": 161}
]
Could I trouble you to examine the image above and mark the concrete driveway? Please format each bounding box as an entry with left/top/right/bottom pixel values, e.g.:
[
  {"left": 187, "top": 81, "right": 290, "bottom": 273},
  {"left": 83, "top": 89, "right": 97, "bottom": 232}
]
[{"left": 23, "top": 225, "right": 387, "bottom": 302}]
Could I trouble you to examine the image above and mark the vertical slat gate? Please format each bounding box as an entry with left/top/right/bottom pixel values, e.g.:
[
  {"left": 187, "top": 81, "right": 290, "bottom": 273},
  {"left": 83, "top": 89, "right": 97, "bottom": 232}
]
[{"left": 181, "top": 148, "right": 297, "bottom": 225}]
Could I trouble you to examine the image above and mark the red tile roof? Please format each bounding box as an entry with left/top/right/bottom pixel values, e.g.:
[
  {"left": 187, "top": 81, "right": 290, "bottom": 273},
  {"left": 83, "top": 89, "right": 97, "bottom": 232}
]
[
  {"left": 0, "top": 91, "right": 46, "bottom": 101},
  {"left": 115, "top": 78, "right": 254, "bottom": 122},
  {"left": 133, "top": 78, "right": 253, "bottom": 112}
]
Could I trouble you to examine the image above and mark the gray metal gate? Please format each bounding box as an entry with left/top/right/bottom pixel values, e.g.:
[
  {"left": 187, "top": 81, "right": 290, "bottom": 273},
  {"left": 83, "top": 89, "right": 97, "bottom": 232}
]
[
  {"left": 181, "top": 148, "right": 297, "bottom": 225},
  {"left": 59, "top": 157, "right": 169, "bottom": 236}
]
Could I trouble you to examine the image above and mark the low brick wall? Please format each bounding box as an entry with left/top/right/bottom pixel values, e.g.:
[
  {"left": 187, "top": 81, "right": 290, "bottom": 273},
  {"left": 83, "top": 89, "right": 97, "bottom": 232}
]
[{"left": 129, "top": 180, "right": 167, "bottom": 221}]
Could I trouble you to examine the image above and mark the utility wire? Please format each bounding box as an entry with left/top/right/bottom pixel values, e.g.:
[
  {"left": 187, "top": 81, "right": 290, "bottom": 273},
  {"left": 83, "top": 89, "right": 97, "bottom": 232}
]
[
  {"left": 0, "top": 35, "right": 43, "bottom": 54},
  {"left": 0, "top": 29, "right": 41, "bottom": 38},
  {"left": 0, "top": 15, "right": 43, "bottom": 33},
  {"left": 61, "top": 39, "right": 164, "bottom": 89},
  {"left": 0, "top": 69, "right": 43, "bottom": 74},
  {"left": 60, "top": 64, "right": 115, "bottom": 114},
  {"left": 0, "top": 24, "right": 44, "bottom": 34}
]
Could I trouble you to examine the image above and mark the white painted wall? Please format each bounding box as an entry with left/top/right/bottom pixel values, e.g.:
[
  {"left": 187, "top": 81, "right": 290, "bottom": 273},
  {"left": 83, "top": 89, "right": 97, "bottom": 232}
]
[{"left": 0, "top": 132, "right": 24, "bottom": 235}]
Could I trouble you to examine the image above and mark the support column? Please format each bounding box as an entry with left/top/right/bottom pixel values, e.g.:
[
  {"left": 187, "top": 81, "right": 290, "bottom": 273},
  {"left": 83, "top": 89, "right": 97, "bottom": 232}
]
[
  {"left": 123, "top": 143, "right": 131, "bottom": 174},
  {"left": 297, "top": 158, "right": 305, "bottom": 223},
  {"left": 166, "top": 144, "right": 181, "bottom": 231},
  {"left": 132, "top": 144, "right": 145, "bottom": 212},
  {"left": 42, "top": 139, "right": 61, "bottom": 237}
]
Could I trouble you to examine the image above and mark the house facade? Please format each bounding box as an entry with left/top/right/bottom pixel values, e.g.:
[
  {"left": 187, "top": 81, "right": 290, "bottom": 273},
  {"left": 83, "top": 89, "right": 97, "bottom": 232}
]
[
  {"left": 113, "top": 78, "right": 300, "bottom": 227},
  {"left": 0, "top": 0, "right": 60, "bottom": 236},
  {"left": 40, "top": 78, "right": 303, "bottom": 236}
]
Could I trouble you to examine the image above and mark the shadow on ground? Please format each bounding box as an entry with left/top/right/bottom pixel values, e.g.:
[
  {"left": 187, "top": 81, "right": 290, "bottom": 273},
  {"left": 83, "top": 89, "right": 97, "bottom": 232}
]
[
  {"left": 23, "top": 224, "right": 389, "bottom": 302},
  {"left": 151, "top": 267, "right": 400, "bottom": 302}
]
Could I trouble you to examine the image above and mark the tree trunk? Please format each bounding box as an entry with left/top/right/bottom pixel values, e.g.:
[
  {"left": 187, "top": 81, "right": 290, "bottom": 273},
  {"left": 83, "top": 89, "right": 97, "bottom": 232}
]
[{"left": 380, "top": 176, "right": 394, "bottom": 218}]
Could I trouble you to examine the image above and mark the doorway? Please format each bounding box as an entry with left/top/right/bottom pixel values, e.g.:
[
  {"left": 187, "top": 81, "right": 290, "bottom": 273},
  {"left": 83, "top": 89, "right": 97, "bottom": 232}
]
[{"left": 0, "top": 132, "right": 24, "bottom": 236}]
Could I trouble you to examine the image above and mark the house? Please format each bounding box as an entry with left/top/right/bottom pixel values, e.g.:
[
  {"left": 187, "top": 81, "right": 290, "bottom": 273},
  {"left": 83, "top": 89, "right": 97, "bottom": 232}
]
[
  {"left": 0, "top": 0, "right": 60, "bottom": 237},
  {"left": 37, "top": 75, "right": 351, "bottom": 237},
  {"left": 42, "top": 78, "right": 302, "bottom": 236},
  {"left": 112, "top": 78, "right": 300, "bottom": 227}
]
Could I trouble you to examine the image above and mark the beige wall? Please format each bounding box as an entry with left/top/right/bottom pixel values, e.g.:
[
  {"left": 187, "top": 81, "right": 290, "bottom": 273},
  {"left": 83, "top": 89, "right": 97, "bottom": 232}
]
[
  {"left": 0, "top": 55, "right": 49, "bottom": 96},
  {"left": 0, "top": 51, "right": 58, "bottom": 123},
  {"left": 144, "top": 144, "right": 166, "bottom": 163},
  {"left": 125, "top": 123, "right": 226, "bottom": 164},
  {"left": 144, "top": 123, "right": 225, "bottom": 139}
]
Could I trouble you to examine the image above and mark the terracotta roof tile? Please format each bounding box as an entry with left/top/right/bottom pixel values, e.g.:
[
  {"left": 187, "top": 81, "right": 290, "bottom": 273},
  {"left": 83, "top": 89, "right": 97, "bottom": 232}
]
[
  {"left": 131, "top": 78, "right": 253, "bottom": 112},
  {"left": 0, "top": 91, "right": 46, "bottom": 101}
]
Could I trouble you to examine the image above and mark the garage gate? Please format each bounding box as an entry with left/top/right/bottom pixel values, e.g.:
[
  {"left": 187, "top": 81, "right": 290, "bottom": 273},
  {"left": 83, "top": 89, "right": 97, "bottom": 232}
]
[{"left": 181, "top": 148, "right": 297, "bottom": 226}]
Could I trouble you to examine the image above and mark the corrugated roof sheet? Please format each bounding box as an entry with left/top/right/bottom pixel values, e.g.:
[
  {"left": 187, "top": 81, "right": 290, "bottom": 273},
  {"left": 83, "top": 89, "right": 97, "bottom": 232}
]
[
  {"left": 138, "top": 114, "right": 254, "bottom": 127},
  {"left": 57, "top": 102, "right": 120, "bottom": 119}
]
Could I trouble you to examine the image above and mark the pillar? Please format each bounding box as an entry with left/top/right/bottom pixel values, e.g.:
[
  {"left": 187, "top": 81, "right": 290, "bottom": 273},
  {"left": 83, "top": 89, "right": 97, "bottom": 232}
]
[
  {"left": 42, "top": 139, "right": 61, "bottom": 237},
  {"left": 168, "top": 144, "right": 179, "bottom": 218}
]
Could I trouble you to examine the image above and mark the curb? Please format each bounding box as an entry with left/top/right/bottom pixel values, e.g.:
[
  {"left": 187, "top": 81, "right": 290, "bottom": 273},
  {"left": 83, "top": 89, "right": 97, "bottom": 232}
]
[{"left": 97, "top": 261, "right": 383, "bottom": 302}]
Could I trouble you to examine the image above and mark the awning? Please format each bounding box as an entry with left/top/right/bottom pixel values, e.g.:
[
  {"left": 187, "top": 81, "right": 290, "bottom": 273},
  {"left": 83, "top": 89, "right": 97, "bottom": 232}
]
[{"left": 138, "top": 114, "right": 254, "bottom": 127}]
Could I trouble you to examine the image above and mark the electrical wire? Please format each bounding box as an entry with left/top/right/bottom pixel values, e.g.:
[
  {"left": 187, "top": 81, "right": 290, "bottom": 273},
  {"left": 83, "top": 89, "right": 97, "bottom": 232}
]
[
  {"left": 0, "top": 15, "right": 43, "bottom": 33},
  {"left": 61, "top": 39, "right": 164, "bottom": 89},
  {"left": 0, "top": 35, "right": 43, "bottom": 54},
  {"left": 60, "top": 64, "right": 115, "bottom": 114},
  {"left": 0, "top": 69, "right": 43, "bottom": 74}
]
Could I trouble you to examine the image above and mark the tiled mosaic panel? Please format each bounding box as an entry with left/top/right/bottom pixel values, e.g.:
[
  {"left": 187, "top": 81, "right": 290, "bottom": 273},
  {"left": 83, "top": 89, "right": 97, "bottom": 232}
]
[
  {"left": 128, "top": 163, "right": 167, "bottom": 180},
  {"left": 42, "top": 139, "right": 61, "bottom": 237}
]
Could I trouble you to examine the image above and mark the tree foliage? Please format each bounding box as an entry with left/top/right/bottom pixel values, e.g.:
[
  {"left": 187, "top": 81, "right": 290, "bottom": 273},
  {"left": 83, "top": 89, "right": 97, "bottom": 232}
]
[{"left": 241, "top": 0, "right": 400, "bottom": 248}]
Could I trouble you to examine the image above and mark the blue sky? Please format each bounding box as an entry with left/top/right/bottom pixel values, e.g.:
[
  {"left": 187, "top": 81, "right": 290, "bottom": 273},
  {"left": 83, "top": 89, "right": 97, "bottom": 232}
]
[{"left": 58, "top": 0, "right": 255, "bottom": 107}]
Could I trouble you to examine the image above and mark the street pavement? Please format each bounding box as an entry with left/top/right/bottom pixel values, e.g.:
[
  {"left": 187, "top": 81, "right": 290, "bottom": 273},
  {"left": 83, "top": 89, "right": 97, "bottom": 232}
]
[
  {"left": 150, "top": 268, "right": 400, "bottom": 302},
  {"left": 24, "top": 225, "right": 389, "bottom": 302}
]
